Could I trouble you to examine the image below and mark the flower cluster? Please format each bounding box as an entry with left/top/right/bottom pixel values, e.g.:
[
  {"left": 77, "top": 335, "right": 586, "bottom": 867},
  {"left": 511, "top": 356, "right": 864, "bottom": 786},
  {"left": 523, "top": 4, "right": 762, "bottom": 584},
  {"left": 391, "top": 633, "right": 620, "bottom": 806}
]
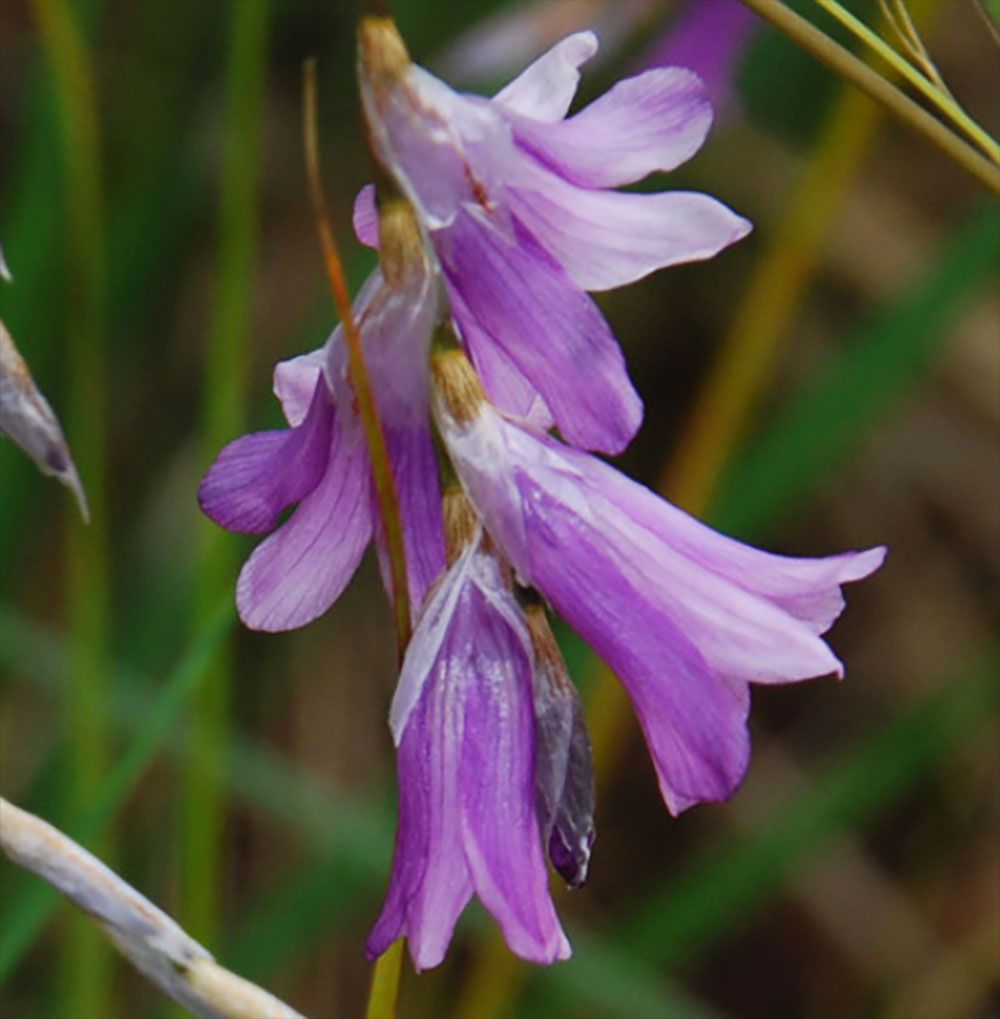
[{"left": 199, "top": 13, "right": 884, "bottom": 971}]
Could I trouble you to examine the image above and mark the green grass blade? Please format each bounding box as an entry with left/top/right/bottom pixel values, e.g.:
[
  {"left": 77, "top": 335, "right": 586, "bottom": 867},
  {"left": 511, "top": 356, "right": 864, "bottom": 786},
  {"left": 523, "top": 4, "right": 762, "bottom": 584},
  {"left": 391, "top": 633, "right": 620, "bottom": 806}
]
[
  {"left": 0, "top": 599, "right": 234, "bottom": 983},
  {"left": 617, "top": 645, "right": 1000, "bottom": 966},
  {"left": 710, "top": 202, "right": 1000, "bottom": 538},
  {"left": 182, "top": 0, "right": 272, "bottom": 951}
]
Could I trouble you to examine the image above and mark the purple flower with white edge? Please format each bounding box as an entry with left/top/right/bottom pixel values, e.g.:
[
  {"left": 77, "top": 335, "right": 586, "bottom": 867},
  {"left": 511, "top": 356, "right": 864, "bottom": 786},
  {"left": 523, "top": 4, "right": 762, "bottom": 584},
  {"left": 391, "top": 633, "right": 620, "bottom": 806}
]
[
  {"left": 198, "top": 259, "right": 446, "bottom": 631},
  {"left": 367, "top": 524, "right": 570, "bottom": 970},
  {"left": 431, "top": 350, "right": 885, "bottom": 815},
  {"left": 356, "top": 19, "right": 751, "bottom": 454}
]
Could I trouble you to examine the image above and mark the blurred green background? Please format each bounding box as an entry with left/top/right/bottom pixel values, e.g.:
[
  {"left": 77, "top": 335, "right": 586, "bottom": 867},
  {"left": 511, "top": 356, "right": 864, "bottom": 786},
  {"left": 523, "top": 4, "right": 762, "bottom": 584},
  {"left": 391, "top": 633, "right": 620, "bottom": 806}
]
[{"left": 0, "top": 1, "right": 997, "bottom": 1017}]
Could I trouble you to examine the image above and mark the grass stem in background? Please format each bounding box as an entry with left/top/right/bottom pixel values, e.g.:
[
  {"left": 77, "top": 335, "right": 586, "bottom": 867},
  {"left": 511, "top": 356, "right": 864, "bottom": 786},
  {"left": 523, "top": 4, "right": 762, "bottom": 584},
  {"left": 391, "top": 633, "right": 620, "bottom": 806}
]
[
  {"left": 30, "top": 2, "right": 112, "bottom": 1015},
  {"left": 738, "top": 0, "right": 1000, "bottom": 196},
  {"left": 302, "top": 59, "right": 412, "bottom": 654},
  {"left": 182, "top": 0, "right": 271, "bottom": 949},
  {"left": 814, "top": 0, "right": 1000, "bottom": 161},
  {"left": 0, "top": 599, "right": 234, "bottom": 983},
  {"left": 302, "top": 55, "right": 414, "bottom": 1018}
]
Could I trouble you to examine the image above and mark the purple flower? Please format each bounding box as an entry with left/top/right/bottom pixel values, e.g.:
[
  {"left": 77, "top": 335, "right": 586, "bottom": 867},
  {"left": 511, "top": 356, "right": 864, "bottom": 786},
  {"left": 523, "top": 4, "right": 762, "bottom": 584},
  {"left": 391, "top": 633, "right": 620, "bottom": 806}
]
[
  {"left": 198, "top": 264, "right": 446, "bottom": 630},
  {"left": 639, "top": 0, "right": 757, "bottom": 113},
  {"left": 356, "top": 25, "right": 751, "bottom": 454},
  {"left": 367, "top": 534, "right": 571, "bottom": 970},
  {"left": 431, "top": 355, "right": 885, "bottom": 814}
]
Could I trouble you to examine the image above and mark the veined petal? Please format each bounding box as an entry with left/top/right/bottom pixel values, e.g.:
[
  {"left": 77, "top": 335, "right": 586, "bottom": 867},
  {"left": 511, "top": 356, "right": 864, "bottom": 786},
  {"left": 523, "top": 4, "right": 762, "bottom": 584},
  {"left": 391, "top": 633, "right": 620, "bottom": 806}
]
[
  {"left": 366, "top": 691, "right": 472, "bottom": 970},
  {"left": 448, "top": 282, "right": 550, "bottom": 425},
  {"left": 509, "top": 170, "right": 751, "bottom": 291},
  {"left": 507, "top": 67, "right": 713, "bottom": 188},
  {"left": 558, "top": 442, "right": 886, "bottom": 635},
  {"left": 235, "top": 411, "right": 373, "bottom": 631},
  {"left": 273, "top": 349, "right": 327, "bottom": 426},
  {"left": 379, "top": 423, "right": 447, "bottom": 613},
  {"left": 439, "top": 207, "right": 641, "bottom": 454},
  {"left": 372, "top": 545, "right": 568, "bottom": 970},
  {"left": 518, "top": 479, "right": 751, "bottom": 814},
  {"left": 354, "top": 183, "right": 379, "bottom": 249},
  {"left": 459, "top": 599, "right": 571, "bottom": 964},
  {"left": 493, "top": 31, "right": 598, "bottom": 122},
  {"left": 435, "top": 398, "right": 884, "bottom": 812},
  {"left": 198, "top": 377, "right": 334, "bottom": 534}
]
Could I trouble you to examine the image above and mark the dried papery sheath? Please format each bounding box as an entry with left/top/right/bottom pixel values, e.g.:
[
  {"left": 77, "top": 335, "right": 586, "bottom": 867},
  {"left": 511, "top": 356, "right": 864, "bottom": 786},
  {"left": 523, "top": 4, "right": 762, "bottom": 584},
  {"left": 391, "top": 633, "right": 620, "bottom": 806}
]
[
  {"left": 0, "top": 320, "right": 89, "bottom": 521},
  {"left": 357, "top": 17, "right": 751, "bottom": 453},
  {"left": 432, "top": 348, "right": 885, "bottom": 815},
  {"left": 523, "top": 593, "right": 595, "bottom": 888}
]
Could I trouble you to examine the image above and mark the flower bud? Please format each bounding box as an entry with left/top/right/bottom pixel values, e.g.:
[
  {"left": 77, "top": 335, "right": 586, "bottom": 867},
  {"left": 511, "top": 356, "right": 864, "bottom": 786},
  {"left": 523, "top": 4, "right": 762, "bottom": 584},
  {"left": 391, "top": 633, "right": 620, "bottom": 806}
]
[{"left": 523, "top": 596, "right": 596, "bottom": 888}]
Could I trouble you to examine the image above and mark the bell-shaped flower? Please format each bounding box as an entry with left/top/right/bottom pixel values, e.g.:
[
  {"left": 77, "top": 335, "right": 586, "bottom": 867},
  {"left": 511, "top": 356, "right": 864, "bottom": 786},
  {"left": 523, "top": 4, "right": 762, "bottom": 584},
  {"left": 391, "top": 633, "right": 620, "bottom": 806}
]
[
  {"left": 431, "top": 351, "right": 885, "bottom": 814},
  {"left": 356, "top": 21, "right": 751, "bottom": 454},
  {"left": 197, "top": 261, "right": 446, "bottom": 631},
  {"left": 368, "top": 532, "right": 570, "bottom": 971}
]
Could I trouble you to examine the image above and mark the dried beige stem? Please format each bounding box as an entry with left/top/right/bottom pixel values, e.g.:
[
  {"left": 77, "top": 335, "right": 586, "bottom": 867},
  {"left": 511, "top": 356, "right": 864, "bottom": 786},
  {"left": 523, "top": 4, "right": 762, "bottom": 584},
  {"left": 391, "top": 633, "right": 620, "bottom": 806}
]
[{"left": 0, "top": 798, "right": 305, "bottom": 1019}]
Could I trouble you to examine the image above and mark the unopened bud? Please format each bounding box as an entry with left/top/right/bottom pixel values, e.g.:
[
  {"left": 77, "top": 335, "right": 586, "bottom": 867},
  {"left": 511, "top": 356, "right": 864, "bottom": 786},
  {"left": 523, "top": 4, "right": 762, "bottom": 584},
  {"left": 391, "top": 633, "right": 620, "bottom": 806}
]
[{"left": 524, "top": 597, "right": 596, "bottom": 888}]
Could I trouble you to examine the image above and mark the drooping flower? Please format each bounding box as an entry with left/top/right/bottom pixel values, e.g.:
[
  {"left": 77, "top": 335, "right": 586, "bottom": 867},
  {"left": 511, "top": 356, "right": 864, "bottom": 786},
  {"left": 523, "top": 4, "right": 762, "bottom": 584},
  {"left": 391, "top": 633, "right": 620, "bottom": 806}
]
[
  {"left": 356, "top": 20, "right": 751, "bottom": 454},
  {"left": 198, "top": 252, "right": 446, "bottom": 631},
  {"left": 431, "top": 349, "right": 885, "bottom": 814},
  {"left": 368, "top": 522, "right": 570, "bottom": 970}
]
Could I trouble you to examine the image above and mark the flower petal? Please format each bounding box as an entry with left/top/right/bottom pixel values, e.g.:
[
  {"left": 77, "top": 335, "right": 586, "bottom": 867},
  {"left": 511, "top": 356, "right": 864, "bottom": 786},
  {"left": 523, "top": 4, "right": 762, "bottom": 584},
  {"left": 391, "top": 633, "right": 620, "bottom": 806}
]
[
  {"left": 492, "top": 31, "right": 598, "bottom": 122},
  {"left": 459, "top": 594, "right": 571, "bottom": 963},
  {"left": 507, "top": 67, "right": 713, "bottom": 188},
  {"left": 197, "top": 377, "right": 334, "bottom": 534},
  {"left": 567, "top": 444, "right": 886, "bottom": 635},
  {"left": 517, "top": 478, "right": 751, "bottom": 814},
  {"left": 440, "top": 207, "right": 641, "bottom": 454},
  {"left": 374, "top": 547, "right": 567, "bottom": 969},
  {"left": 235, "top": 410, "right": 373, "bottom": 631},
  {"left": 509, "top": 169, "right": 751, "bottom": 291},
  {"left": 640, "top": 0, "right": 757, "bottom": 112},
  {"left": 448, "top": 283, "right": 550, "bottom": 425},
  {"left": 366, "top": 688, "right": 473, "bottom": 970},
  {"left": 353, "top": 183, "right": 379, "bottom": 249},
  {"left": 273, "top": 349, "right": 327, "bottom": 426}
]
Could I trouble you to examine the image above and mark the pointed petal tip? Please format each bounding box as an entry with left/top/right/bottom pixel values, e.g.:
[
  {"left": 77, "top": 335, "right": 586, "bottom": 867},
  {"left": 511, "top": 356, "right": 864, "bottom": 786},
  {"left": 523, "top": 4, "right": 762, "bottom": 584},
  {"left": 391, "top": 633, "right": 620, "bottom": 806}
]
[{"left": 63, "top": 463, "right": 90, "bottom": 524}]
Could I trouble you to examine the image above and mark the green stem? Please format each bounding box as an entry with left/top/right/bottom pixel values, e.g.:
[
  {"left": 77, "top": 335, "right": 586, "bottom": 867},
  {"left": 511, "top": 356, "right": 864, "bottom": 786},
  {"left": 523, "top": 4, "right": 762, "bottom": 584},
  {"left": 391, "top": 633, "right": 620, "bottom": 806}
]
[
  {"left": 814, "top": 0, "right": 1000, "bottom": 162},
  {"left": 182, "top": 0, "right": 271, "bottom": 950},
  {"left": 738, "top": 0, "right": 1000, "bottom": 197},
  {"left": 30, "top": 2, "right": 112, "bottom": 1016},
  {"left": 365, "top": 938, "right": 405, "bottom": 1019}
]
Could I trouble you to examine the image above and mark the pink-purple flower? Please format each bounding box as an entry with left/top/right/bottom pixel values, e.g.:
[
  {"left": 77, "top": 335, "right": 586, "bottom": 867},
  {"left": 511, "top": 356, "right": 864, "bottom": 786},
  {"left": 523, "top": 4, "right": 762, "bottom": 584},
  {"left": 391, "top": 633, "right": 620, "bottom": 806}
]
[
  {"left": 198, "top": 262, "right": 446, "bottom": 630},
  {"left": 197, "top": 13, "right": 886, "bottom": 975},
  {"left": 430, "top": 352, "right": 885, "bottom": 815},
  {"left": 356, "top": 25, "right": 751, "bottom": 453},
  {"left": 367, "top": 533, "right": 571, "bottom": 970}
]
